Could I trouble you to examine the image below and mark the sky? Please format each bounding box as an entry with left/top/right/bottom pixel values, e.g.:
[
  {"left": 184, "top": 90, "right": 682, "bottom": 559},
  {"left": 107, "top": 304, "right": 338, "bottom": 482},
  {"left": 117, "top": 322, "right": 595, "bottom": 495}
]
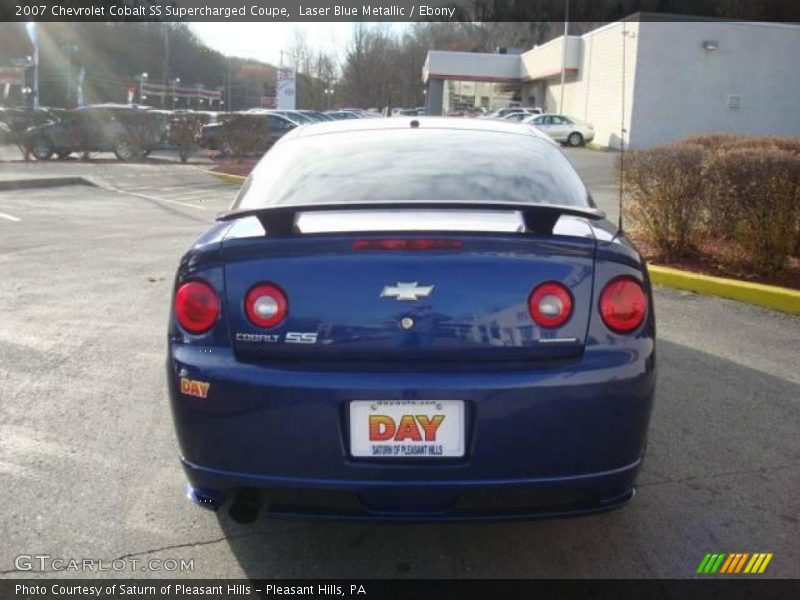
[{"left": 190, "top": 23, "right": 404, "bottom": 66}]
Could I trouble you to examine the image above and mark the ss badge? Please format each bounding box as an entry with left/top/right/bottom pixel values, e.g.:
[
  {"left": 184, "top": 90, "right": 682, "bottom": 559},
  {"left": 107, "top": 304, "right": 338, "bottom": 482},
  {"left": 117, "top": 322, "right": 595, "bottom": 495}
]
[{"left": 285, "top": 332, "right": 318, "bottom": 344}]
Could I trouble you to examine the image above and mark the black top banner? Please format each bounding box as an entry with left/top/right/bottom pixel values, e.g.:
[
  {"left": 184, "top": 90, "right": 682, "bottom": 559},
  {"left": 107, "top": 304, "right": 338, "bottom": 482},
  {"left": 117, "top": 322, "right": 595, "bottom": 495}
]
[{"left": 3, "top": 0, "right": 800, "bottom": 22}]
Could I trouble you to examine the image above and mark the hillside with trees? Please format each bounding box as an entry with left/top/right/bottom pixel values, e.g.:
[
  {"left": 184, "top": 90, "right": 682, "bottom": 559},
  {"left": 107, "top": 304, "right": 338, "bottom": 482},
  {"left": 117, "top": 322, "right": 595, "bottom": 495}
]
[{"left": 0, "top": 22, "right": 277, "bottom": 110}]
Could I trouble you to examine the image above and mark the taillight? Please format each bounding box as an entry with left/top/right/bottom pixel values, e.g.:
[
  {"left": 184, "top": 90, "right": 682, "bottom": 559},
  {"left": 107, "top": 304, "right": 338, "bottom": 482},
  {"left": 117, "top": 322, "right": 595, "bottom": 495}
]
[
  {"left": 245, "top": 283, "right": 288, "bottom": 328},
  {"left": 175, "top": 280, "right": 219, "bottom": 334},
  {"left": 353, "top": 239, "right": 463, "bottom": 251},
  {"left": 599, "top": 276, "right": 647, "bottom": 333},
  {"left": 529, "top": 282, "right": 573, "bottom": 328}
]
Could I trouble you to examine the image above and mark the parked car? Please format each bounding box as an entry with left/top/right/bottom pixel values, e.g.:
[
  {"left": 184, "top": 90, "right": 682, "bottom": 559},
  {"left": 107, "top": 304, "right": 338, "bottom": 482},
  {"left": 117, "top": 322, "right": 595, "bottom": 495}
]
[
  {"left": 261, "top": 110, "right": 311, "bottom": 125},
  {"left": 295, "top": 110, "right": 331, "bottom": 122},
  {"left": 523, "top": 113, "right": 595, "bottom": 147},
  {"left": 202, "top": 111, "right": 297, "bottom": 154},
  {"left": 482, "top": 107, "right": 542, "bottom": 120},
  {"left": 392, "top": 108, "right": 420, "bottom": 117},
  {"left": 1, "top": 107, "right": 64, "bottom": 150},
  {"left": 501, "top": 112, "right": 530, "bottom": 122},
  {"left": 342, "top": 108, "right": 381, "bottom": 118},
  {"left": 325, "top": 111, "right": 362, "bottom": 120},
  {"left": 25, "top": 104, "right": 164, "bottom": 160},
  {"left": 0, "top": 121, "right": 11, "bottom": 144},
  {"left": 147, "top": 109, "right": 174, "bottom": 149},
  {"left": 183, "top": 110, "right": 219, "bottom": 126},
  {"left": 391, "top": 108, "right": 427, "bottom": 117},
  {"left": 167, "top": 117, "right": 655, "bottom": 521}
]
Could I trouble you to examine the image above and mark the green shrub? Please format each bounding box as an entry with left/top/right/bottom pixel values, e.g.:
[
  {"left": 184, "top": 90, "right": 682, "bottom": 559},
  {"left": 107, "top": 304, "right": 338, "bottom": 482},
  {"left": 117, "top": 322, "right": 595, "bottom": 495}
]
[
  {"left": 111, "top": 109, "right": 164, "bottom": 155},
  {"left": 769, "top": 136, "right": 800, "bottom": 155},
  {"left": 706, "top": 147, "right": 800, "bottom": 274},
  {"left": 623, "top": 134, "right": 800, "bottom": 275},
  {"left": 168, "top": 113, "right": 207, "bottom": 163},
  {"left": 218, "top": 114, "right": 270, "bottom": 159},
  {"left": 619, "top": 142, "right": 707, "bottom": 259},
  {"left": 680, "top": 132, "right": 743, "bottom": 150},
  {"left": 680, "top": 133, "right": 799, "bottom": 155},
  {"left": 1, "top": 107, "right": 59, "bottom": 160}
]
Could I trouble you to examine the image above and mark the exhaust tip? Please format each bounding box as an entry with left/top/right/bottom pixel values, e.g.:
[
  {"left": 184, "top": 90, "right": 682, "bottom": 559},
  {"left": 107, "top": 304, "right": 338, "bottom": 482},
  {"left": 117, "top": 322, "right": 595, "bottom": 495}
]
[
  {"left": 186, "top": 484, "right": 225, "bottom": 512},
  {"left": 228, "top": 488, "right": 263, "bottom": 524}
]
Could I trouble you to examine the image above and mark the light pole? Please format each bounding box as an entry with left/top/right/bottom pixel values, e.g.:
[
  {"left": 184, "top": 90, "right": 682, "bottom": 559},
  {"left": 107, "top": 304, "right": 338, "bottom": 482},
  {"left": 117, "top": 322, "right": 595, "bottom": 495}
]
[
  {"left": 324, "top": 87, "right": 334, "bottom": 110},
  {"left": 24, "top": 23, "right": 39, "bottom": 110},
  {"left": 162, "top": 26, "right": 170, "bottom": 108},
  {"left": 225, "top": 58, "right": 232, "bottom": 112},
  {"left": 620, "top": 26, "right": 636, "bottom": 152},
  {"left": 62, "top": 43, "right": 78, "bottom": 107},
  {"left": 170, "top": 77, "right": 180, "bottom": 109},
  {"left": 138, "top": 72, "right": 148, "bottom": 104},
  {"left": 618, "top": 25, "right": 637, "bottom": 232}
]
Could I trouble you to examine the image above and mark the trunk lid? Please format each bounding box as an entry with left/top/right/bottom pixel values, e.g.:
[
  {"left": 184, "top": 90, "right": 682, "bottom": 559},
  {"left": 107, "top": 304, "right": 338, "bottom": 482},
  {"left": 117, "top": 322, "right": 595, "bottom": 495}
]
[{"left": 221, "top": 234, "right": 595, "bottom": 364}]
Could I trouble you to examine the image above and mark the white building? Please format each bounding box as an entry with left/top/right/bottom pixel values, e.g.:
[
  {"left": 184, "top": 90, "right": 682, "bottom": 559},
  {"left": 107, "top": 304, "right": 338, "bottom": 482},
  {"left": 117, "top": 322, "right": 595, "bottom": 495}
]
[{"left": 422, "top": 14, "right": 800, "bottom": 148}]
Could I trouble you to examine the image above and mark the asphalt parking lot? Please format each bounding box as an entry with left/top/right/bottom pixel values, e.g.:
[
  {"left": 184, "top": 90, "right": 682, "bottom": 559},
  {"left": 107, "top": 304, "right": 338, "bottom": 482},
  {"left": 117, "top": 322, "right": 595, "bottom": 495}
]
[{"left": 0, "top": 148, "right": 798, "bottom": 579}]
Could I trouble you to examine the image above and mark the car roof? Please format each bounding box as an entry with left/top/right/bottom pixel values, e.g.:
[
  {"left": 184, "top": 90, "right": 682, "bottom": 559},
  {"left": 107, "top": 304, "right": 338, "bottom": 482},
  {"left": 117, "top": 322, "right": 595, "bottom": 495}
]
[
  {"left": 283, "top": 116, "right": 554, "bottom": 143},
  {"left": 76, "top": 103, "right": 150, "bottom": 111}
]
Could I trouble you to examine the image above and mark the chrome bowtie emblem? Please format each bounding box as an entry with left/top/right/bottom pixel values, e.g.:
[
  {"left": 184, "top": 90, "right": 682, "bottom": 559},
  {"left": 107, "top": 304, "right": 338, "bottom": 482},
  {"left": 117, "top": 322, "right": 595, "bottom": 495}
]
[{"left": 381, "top": 282, "right": 434, "bottom": 301}]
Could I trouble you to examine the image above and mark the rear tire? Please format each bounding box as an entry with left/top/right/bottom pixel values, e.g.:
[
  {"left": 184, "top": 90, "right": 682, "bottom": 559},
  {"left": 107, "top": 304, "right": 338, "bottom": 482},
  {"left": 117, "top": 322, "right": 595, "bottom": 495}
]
[
  {"left": 567, "top": 132, "right": 584, "bottom": 147},
  {"left": 114, "top": 139, "right": 142, "bottom": 161},
  {"left": 32, "top": 140, "right": 54, "bottom": 161}
]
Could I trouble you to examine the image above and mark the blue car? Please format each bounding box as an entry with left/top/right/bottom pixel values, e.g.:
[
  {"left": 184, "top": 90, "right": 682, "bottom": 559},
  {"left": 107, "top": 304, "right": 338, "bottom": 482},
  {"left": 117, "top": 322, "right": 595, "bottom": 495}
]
[{"left": 167, "top": 118, "right": 656, "bottom": 522}]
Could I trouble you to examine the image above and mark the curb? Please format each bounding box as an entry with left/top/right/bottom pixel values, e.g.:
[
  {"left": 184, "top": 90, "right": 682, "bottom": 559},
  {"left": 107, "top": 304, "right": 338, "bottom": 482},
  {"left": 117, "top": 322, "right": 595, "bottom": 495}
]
[
  {"left": 0, "top": 176, "right": 95, "bottom": 191},
  {"left": 584, "top": 142, "right": 618, "bottom": 153},
  {"left": 649, "top": 265, "right": 800, "bottom": 316},
  {"left": 207, "top": 170, "right": 246, "bottom": 185}
]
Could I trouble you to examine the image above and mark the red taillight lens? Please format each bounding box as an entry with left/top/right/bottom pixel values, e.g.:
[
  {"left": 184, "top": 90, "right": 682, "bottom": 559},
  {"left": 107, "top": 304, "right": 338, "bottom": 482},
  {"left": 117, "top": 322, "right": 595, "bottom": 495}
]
[
  {"left": 175, "top": 280, "right": 219, "bottom": 334},
  {"left": 529, "top": 282, "right": 573, "bottom": 328},
  {"left": 245, "top": 283, "right": 288, "bottom": 328},
  {"left": 599, "top": 276, "right": 647, "bottom": 333},
  {"left": 353, "top": 239, "right": 463, "bottom": 251}
]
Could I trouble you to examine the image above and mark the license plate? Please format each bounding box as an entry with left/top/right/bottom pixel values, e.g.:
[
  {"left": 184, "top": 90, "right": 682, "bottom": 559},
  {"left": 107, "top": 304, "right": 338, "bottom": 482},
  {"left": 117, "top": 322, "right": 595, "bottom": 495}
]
[{"left": 349, "top": 400, "right": 465, "bottom": 458}]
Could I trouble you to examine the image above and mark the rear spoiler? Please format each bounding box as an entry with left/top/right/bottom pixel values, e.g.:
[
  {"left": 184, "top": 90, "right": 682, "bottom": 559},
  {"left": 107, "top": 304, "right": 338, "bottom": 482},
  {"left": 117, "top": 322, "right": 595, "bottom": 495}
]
[{"left": 216, "top": 202, "right": 606, "bottom": 237}]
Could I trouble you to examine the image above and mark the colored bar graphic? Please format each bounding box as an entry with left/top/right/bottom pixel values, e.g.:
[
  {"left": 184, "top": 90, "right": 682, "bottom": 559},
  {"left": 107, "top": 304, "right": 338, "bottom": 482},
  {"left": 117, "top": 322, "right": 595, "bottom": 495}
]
[
  {"left": 744, "top": 554, "right": 760, "bottom": 573},
  {"left": 722, "top": 553, "right": 737, "bottom": 573},
  {"left": 702, "top": 552, "right": 773, "bottom": 575},
  {"left": 697, "top": 554, "right": 712, "bottom": 574},
  {"left": 704, "top": 554, "right": 719, "bottom": 573},
  {"left": 735, "top": 553, "right": 750, "bottom": 573},
  {"left": 719, "top": 554, "right": 736, "bottom": 573},
  {"left": 758, "top": 553, "right": 773, "bottom": 573},
  {"left": 710, "top": 554, "right": 726, "bottom": 573}
]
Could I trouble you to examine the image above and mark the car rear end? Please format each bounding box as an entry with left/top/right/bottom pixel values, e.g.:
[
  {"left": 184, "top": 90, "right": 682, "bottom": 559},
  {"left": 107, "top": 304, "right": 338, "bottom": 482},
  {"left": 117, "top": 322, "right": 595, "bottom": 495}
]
[{"left": 166, "top": 120, "right": 655, "bottom": 521}]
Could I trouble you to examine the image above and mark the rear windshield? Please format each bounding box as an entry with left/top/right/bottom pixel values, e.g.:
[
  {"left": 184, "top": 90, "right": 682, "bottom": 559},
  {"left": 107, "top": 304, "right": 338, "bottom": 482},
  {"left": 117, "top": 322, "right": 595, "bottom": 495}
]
[{"left": 232, "top": 128, "right": 590, "bottom": 210}]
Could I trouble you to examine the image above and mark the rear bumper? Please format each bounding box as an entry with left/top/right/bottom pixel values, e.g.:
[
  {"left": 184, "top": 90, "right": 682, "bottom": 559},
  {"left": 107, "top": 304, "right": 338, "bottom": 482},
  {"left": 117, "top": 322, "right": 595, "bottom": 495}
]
[
  {"left": 183, "top": 457, "right": 639, "bottom": 521},
  {"left": 168, "top": 340, "right": 655, "bottom": 521}
]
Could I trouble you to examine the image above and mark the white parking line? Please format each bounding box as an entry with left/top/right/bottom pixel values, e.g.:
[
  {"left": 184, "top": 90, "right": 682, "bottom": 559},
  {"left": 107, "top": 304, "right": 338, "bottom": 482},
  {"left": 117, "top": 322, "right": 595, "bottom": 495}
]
[
  {"left": 0, "top": 211, "right": 21, "bottom": 222},
  {"left": 105, "top": 186, "right": 209, "bottom": 211}
]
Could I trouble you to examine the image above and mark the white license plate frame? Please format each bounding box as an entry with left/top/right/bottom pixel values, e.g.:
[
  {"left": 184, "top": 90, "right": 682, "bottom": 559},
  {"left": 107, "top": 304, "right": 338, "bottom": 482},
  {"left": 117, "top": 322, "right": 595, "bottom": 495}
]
[{"left": 349, "top": 400, "right": 465, "bottom": 458}]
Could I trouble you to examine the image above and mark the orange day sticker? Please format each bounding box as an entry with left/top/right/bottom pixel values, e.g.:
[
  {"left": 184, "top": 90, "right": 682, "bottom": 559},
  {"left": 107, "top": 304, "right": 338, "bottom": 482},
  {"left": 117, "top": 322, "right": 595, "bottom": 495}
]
[{"left": 180, "top": 377, "right": 211, "bottom": 399}]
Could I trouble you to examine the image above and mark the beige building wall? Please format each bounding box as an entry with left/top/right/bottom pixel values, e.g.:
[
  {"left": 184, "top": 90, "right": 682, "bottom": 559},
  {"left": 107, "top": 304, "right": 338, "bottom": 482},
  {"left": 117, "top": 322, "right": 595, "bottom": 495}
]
[{"left": 557, "top": 21, "right": 640, "bottom": 148}]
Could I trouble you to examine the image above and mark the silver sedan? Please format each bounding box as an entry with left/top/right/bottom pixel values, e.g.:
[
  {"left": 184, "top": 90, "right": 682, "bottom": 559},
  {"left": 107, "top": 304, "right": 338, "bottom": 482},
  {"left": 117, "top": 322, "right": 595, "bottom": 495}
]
[{"left": 522, "top": 113, "right": 595, "bottom": 147}]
